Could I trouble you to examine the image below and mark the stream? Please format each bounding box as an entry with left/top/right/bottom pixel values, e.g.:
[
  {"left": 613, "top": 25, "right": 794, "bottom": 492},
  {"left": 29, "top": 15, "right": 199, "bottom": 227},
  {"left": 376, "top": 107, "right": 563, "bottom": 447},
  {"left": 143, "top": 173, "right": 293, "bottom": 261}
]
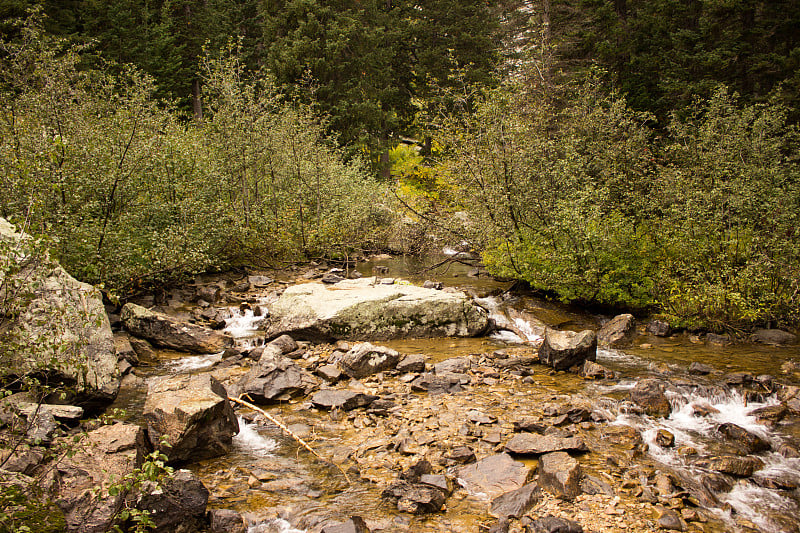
[{"left": 115, "top": 255, "right": 800, "bottom": 533}]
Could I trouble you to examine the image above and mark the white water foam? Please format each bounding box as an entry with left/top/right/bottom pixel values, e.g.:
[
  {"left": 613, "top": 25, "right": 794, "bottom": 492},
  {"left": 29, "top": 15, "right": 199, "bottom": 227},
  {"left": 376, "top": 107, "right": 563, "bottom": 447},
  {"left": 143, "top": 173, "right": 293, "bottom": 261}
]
[
  {"left": 225, "top": 308, "right": 266, "bottom": 339},
  {"left": 163, "top": 352, "right": 223, "bottom": 373},
  {"left": 248, "top": 518, "right": 306, "bottom": 533},
  {"left": 233, "top": 416, "right": 279, "bottom": 457}
]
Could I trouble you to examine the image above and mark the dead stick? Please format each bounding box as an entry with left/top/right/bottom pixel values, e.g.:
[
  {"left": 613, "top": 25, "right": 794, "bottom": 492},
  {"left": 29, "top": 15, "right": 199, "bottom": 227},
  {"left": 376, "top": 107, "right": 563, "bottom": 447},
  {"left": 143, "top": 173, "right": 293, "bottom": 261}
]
[{"left": 228, "top": 395, "right": 352, "bottom": 485}]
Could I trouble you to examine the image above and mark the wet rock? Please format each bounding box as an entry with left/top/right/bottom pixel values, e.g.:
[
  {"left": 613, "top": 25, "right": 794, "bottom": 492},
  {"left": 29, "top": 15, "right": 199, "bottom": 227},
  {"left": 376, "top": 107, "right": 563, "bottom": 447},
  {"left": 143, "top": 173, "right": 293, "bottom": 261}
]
[
  {"left": 598, "top": 314, "right": 636, "bottom": 348},
  {"left": 706, "top": 333, "right": 731, "bottom": 346},
  {"left": 321, "top": 272, "right": 345, "bottom": 284},
  {"left": 209, "top": 509, "right": 247, "bottom": 533},
  {"left": 248, "top": 275, "right": 273, "bottom": 288},
  {"left": 311, "top": 390, "right": 377, "bottom": 411},
  {"left": 143, "top": 374, "right": 239, "bottom": 463},
  {"left": 504, "top": 433, "right": 588, "bottom": 456},
  {"left": 717, "top": 423, "right": 770, "bottom": 454},
  {"left": 381, "top": 480, "right": 447, "bottom": 514},
  {"left": 196, "top": 284, "right": 221, "bottom": 304},
  {"left": 129, "top": 336, "right": 158, "bottom": 361},
  {"left": 490, "top": 483, "right": 541, "bottom": 519},
  {"left": 316, "top": 364, "right": 343, "bottom": 382},
  {"left": 514, "top": 417, "right": 547, "bottom": 434},
  {"left": 628, "top": 379, "right": 672, "bottom": 417},
  {"left": 525, "top": 515, "right": 583, "bottom": 533},
  {"left": 133, "top": 469, "right": 209, "bottom": 533},
  {"left": 234, "top": 352, "right": 319, "bottom": 403},
  {"left": 56, "top": 423, "right": 149, "bottom": 533},
  {"left": 724, "top": 372, "right": 753, "bottom": 386},
  {"left": 580, "top": 475, "right": 614, "bottom": 496},
  {"left": 656, "top": 506, "right": 686, "bottom": 531},
  {"left": 446, "top": 446, "right": 476, "bottom": 464},
  {"left": 468, "top": 410, "right": 497, "bottom": 425},
  {"left": 581, "top": 360, "right": 615, "bottom": 379},
  {"left": 538, "top": 451, "right": 582, "bottom": 500},
  {"left": 0, "top": 218, "right": 120, "bottom": 407},
  {"left": 655, "top": 429, "right": 675, "bottom": 448},
  {"left": 455, "top": 453, "right": 532, "bottom": 499},
  {"left": 751, "top": 328, "right": 797, "bottom": 346},
  {"left": 434, "top": 357, "right": 471, "bottom": 375},
  {"left": 122, "top": 303, "right": 233, "bottom": 354},
  {"left": 320, "top": 516, "right": 370, "bottom": 533},
  {"left": 338, "top": 343, "right": 401, "bottom": 379},
  {"left": 538, "top": 328, "right": 597, "bottom": 371},
  {"left": 696, "top": 455, "right": 764, "bottom": 477},
  {"left": 410, "top": 372, "right": 465, "bottom": 394},
  {"left": 688, "top": 362, "right": 714, "bottom": 375},
  {"left": 423, "top": 280, "right": 443, "bottom": 290},
  {"left": 269, "top": 334, "right": 298, "bottom": 354},
  {"left": 647, "top": 320, "right": 672, "bottom": 337},
  {"left": 366, "top": 398, "right": 397, "bottom": 416},
  {"left": 420, "top": 474, "right": 454, "bottom": 495},
  {"left": 261, "top": 279, "right": 489, "bottom": 341},
  {"left": 114, "top": 332, "right": 139, "bottom": 366},
  {"left": 396, "top": 353, "right": 426, "bottom": 373},
  {"left": 748, "top": 403, "right": 787, "bottom": 424}
]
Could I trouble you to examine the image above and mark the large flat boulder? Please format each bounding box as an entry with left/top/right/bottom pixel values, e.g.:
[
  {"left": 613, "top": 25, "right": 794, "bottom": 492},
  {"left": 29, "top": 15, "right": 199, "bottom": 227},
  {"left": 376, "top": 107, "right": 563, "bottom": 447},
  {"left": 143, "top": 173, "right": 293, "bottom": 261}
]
[
  {"left": 121, "top": 303, "right": 233, "bottom": 353},
  {"left": 143, "top": 374, "right": 239, "bottom": 463},
  {"left": 262, "top": 279, "right": 489, "bottom": 341},
  {"left": 455, "top": 453, "right": 532, "bottom": 500},
  {"left": 0, "top": 218, "right": 119, "bottom": 408}
]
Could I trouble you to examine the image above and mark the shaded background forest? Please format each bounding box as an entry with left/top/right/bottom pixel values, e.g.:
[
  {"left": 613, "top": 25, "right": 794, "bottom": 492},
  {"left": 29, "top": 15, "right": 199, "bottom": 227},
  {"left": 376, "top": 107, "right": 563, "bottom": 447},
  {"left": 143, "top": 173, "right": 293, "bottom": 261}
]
[{"left": 1, "top": 0, "right": 798, "bottom": 331}]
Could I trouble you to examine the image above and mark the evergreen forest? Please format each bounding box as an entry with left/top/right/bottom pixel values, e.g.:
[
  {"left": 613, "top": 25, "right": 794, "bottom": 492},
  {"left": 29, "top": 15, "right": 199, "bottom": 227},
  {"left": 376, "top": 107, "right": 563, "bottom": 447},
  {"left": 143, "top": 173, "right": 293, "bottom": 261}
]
[{"left": 1, "top": 0, "right": 799, "bottom": 332}]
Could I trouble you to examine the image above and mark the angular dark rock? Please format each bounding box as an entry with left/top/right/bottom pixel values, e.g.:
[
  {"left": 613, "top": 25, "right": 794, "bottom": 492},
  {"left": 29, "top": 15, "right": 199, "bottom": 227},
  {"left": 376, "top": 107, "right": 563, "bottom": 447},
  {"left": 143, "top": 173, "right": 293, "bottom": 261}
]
[
  {"left": 580, "top": 475, "right": 614, "bottom": 496},
  {"left": 235, "top": 352, "right": 319, "bottom": 404},
  {"left": 143, "top": 374, "right": 239, "bottom": 463},
  {"left": 696, "top": 455, "right": 764, "bottom": 477},
  {"left": 133, "top": 469, "right": 209, "bottom": 533},
  {"left": 396, "top": 353, "right": 426, "bottom": 373},
  {"left": 598, "top": 314, "right": 636, "bottom": 347},
  {"left": 538, "top": 328, "right": 597, "bottom": 371},
  {"left": 410, "top": 372, "right": 466, "bottom": 394},
  {"left": 366, "top": 398, "right": 397, "bottom": 416},
  {"left": 628, "top": 379, "right": 672, "bottom": 417},
  {"left": 338, "top": 343, "right": 401, "bottom": 379},
  {"left": 514, "top": 417, "right": 547, "bottom": 434},
  {"left": 538, "top": 451, "right": 582, "bottom": 500},
  {"left": 381, "top": 480, "right": 447, "bottom": 514},
  {"left": 490, "top": 483, "right": 541, "bottom": 519},
  {"left": 717, "top": 423, "right": 771, "bottom": 454},
  {"left": 269, "top": 334, "right": 298, "bottom": 354},
  {"left": 504, "top": 433, "right": 588, "bottom": 456},
  {"left": 311, "top": 390, "right": 378, "bottom": 411},
  {"left": 122, "top": 303, "right": 233, "bottom": 354},
  {"left": 446, "top": 446, "right": 476, "bottom": 464},
  {"left": 647, "top": 320, "right": 672, "bottom": 337}
]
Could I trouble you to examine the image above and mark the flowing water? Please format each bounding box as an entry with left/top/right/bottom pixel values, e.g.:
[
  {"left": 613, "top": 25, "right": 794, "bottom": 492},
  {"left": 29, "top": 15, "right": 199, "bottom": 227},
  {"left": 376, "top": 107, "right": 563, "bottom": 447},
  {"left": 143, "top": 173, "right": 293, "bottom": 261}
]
[{"left": 118, "top": 256, "right": 800, "bottom": 532}]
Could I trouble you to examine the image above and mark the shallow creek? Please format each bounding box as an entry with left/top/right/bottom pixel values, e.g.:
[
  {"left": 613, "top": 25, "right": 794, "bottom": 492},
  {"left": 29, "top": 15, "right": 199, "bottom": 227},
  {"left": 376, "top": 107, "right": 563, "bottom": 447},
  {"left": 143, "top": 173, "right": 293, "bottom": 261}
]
[{"left": 117, "top": 256, "right": 800, "bottom": 533}]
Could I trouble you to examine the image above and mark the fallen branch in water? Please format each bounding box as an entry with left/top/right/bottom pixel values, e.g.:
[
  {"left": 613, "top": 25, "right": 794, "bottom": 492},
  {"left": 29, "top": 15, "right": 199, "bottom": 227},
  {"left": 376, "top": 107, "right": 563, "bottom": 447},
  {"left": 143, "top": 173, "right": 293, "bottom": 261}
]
[{"left": 228, "top": 395, "right": 352, "bottom": 485}]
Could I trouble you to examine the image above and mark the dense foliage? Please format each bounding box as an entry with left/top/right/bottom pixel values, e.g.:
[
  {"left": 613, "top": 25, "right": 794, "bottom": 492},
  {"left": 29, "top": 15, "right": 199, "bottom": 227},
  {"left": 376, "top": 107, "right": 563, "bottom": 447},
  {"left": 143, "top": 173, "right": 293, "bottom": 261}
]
[{"left": 0, "top": 20, "right": 394, "bottom": 291}]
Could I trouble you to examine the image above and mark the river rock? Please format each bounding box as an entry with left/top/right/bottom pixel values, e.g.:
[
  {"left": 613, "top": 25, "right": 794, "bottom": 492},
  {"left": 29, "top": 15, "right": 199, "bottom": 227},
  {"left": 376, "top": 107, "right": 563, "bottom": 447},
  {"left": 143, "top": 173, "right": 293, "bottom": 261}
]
[
  {"left": 410, "top": 372, "right": 466, "bottom": 394},
  {"left": 434, "top": 357, "right": 471, "bottom": 374},
  {"left": 647, "top": 320, "right": 672, "bottom": 337},
  {"left": 396, "top": 353, "right": 426, "bottom": 373},
  {"left": 717, "top": 423, "right": 771, "bottom": 454},
  {"left": 261, "top": 278, "right": 489, "bottom": 341},
  {"left": 338, "top": 342, "right": 401, "bottom": 378},
  {"left": 538, "top": 451, "right": 582, "bottom": 500},
  {"left": 234, "top": 352, "right": 319, "bottom": 403},
  {"left": 656, "top": 507, "right": 686, "bottom": 531},
  {"left": 688, "top": 362, "right": 714, "bottom": 375},
  {"left": 504, "top": 433, "right": 588, "bottom": 456},
  {"left": 751, "top": 328, "right": 797, "bottom": 346},
  {"left": 320, "top": 516, "right": 370, "bottom": 533},
  {"left": 311, "top": 389, "right": 378, "bottom": 411},
  {"left": 133, "top": 469, "right": 209, "bottom": 533},
  {"left": 526, "top": 516, "right": 583, "bottom": 533},
  {"left": 143, "top": 374, "right": 239, "bottom": 463},
  {"left": 381, "top": 479, "right": 447, "bottom": 514},
  {"left": 455, "top": 453, "right": 532, "bottom": 499},
  {"left": 0, "top": 218, "right": 119, "bottom": 408},
  {"left": 628, "top": 379, "right": 672, "bottom": 417},
  {"left": 209, "top": 509, "right": 247, "bottom": 533},
  {"left": 316, "top": 364, "right": 343, "bottom": 382},
  {"left": 121, "top": 303, "right": 233, "bottom": 353},
  {"left": 129, "top": 336, "right": 158, "bottom": 361},
  {"left": 538, "top": 328, "right": 597, "bottom": 371},
  {"left": 581, "top": 360, "right": 615, "bottom": 379},
  {"left": 696, "top": 455, "right": 764, "bottom": 477},
  {"left": 598, "top": 314, "right": 636, "bottom": 347},
  {"left": 56, "top": 423, "right": 149, "bottom": 533},
  {"left": 490, "top": 483, "right": 541, "bottom": 518}
]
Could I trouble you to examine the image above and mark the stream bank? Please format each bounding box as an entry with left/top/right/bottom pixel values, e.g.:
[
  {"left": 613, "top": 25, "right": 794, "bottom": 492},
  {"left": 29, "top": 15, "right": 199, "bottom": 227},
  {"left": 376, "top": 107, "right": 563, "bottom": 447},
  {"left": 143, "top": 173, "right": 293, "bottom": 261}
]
[{"left": 110, "top": 256, "right": 800, "bottom": 533}]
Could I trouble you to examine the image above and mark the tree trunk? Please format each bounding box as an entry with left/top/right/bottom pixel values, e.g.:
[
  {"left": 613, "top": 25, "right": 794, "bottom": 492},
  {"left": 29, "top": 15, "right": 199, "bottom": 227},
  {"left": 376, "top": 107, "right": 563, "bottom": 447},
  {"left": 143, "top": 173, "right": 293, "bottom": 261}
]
[{"left": 192, "top": 78, "right": 203, "bottom": 123}]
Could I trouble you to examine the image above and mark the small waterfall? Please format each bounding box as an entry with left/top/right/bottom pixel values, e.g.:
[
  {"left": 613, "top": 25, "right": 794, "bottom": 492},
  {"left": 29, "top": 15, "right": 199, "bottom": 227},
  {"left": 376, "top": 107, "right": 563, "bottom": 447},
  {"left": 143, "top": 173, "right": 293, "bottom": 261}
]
[
  {"left": 233, "top": 416, "right": 279, "bottom": 457},
  {"left": 224, "top": 305, "right": 269, "bottom": 349}
]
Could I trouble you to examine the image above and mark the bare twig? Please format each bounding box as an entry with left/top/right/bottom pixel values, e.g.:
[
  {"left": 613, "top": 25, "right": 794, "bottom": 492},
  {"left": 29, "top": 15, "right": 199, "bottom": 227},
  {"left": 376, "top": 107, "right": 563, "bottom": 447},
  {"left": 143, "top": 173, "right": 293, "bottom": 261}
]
[{"left": 228, "top": 395, "right": 352, "bottom": 485}]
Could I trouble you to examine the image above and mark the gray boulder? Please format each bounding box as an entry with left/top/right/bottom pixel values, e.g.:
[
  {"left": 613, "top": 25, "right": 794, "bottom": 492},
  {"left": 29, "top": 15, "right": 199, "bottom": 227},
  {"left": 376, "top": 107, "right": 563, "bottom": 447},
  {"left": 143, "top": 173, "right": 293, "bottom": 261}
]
[
  {"left": 538, "top": 451, "right": 582, "bottom": 500},
  {"left": 311, "top": 390, "right": 378, "bottom": 411},
  {"left": 538, "top": 328, "right": 597, "bottom": 371},
  {"left": 628, "top": 379, "right": 672, "bottom": 417},
  {"left": 597, "top": 314, "right": 636, "bottom": 347},
  {"left": 338, "top": 342, "right": 402, "bottom": 378},
  {"left": 261, "top": 278, "right": 489, "bottom": 341},
  {"left": 234, "top": 350, "right": 319, "bottom": 404},
  {"left": 56, "top": 423, "right": 149, "bottom": 533},
  {"left": 121, "top": 302, "right": 233, "bottom": 354},
  {"left": 143, "top": 374, "right": 239, "bottom": 463},
  {"left": 752, "top": 328, "right": 797, "bottom": 346},
  {"left": 0, "top": 218, "right": 119, "bottom": 407}
]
